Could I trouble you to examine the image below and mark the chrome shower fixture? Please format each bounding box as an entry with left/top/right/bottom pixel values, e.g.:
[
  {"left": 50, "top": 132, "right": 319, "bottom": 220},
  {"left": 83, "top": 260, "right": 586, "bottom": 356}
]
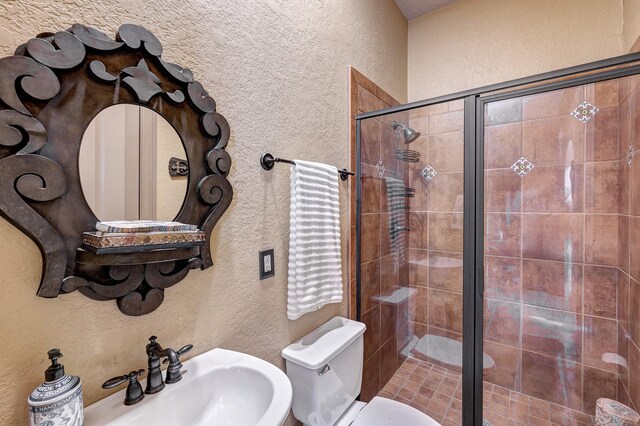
[{"left": 392, "top": 120, "right": 421, "bottom": 144}]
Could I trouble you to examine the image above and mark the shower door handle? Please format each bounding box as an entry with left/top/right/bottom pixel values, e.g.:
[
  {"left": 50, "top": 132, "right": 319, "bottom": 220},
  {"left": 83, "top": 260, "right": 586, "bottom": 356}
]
[{"left": 477, "top": 265, "right": 484, "bottom": 298}]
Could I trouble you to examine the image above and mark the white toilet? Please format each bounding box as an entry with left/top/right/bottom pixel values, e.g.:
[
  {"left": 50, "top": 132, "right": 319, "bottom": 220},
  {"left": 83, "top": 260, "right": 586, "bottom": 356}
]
[{"left": 282, "top": 316, "right": 440, "bottom": 426}]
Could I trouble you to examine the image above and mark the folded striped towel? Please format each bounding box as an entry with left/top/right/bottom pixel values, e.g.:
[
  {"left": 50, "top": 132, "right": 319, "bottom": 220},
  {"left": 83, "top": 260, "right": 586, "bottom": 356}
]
[{"left": 287, "top": 160, "right": 343, "bottom": 320}]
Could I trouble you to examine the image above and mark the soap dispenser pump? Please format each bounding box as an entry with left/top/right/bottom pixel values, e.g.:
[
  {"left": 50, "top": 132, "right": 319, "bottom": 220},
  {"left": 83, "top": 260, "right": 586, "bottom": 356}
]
[{"left": 28, "top": 349, "right": 84, "bottom": 426}]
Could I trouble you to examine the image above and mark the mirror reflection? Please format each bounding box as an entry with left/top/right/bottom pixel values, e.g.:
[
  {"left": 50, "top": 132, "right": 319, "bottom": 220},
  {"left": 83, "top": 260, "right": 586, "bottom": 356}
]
[{"left": 79, "top": 105, "right": 187, "bottom": 222}]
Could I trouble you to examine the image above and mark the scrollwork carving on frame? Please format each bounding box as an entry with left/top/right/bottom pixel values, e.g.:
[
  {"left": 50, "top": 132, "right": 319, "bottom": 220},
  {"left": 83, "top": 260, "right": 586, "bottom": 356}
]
[{"left": 0, "top": 24, "right": 233, "bottom": 316}]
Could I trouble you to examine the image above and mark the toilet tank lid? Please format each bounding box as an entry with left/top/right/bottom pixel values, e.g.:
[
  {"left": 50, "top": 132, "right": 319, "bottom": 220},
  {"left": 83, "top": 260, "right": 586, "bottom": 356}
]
[{"left": 282, "top": 316, "right": 366, "bottom": 369}]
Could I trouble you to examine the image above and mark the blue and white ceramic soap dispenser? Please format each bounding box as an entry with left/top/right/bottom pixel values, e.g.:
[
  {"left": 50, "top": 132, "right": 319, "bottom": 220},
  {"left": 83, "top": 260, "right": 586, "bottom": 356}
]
[{"left": 28, "top": 349, "right": 83, "bottom": 426}]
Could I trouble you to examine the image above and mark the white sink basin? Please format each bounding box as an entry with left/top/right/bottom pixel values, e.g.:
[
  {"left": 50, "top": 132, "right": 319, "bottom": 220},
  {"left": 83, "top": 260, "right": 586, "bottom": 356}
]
[{"left": 84, "top": 348, "right": 292, "bottom": 426}]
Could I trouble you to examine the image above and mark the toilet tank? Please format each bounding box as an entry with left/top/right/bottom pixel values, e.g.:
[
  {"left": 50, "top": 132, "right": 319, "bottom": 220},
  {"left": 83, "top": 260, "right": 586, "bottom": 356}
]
[{"left": 282, "top": 317, "right": 366, "bottom": 426}]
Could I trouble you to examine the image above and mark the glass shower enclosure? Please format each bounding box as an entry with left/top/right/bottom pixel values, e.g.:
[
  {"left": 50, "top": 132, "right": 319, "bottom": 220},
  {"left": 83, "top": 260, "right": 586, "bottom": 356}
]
[{"left": 356, "top": 53, "right": 640, "bottom": 426}]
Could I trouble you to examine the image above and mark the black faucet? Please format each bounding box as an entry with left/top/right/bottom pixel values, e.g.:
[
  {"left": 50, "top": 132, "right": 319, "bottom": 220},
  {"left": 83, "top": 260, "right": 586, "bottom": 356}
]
[
  {"left": 145, "top": 336, "right": 165, "bottom": 394},
  {"left": 145, "top": 336, "right": 193, "bottom": 394}
]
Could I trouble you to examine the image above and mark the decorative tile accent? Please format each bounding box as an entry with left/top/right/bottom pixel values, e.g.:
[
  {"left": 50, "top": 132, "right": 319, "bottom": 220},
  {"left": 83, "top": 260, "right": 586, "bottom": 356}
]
[
  {"left": 570, "top": 101, "right": 599, "bottom": 123},
  {"left": 420, "top": 164, "right": 437, "bottom": 181},
  {"left": 376, "top": 159, "right": 385, "bottom": 177},
  {"left": 627, "top": 144, "right": 634, "bottom": 167},
  {"left": 511, "top": 157, "right": 534, "bottom": 176}
]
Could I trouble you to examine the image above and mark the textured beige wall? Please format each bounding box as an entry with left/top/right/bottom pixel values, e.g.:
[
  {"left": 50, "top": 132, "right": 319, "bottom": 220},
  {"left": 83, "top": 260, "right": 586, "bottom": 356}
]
[
  {"left": 625, "top": 0, "right": 640, "bottom": 52},
  {"left": 0, "top": 1, "right": 407, "bottom": 424},
  {"left": 408, "top": 0, "right": 625, "bottom": 100}
]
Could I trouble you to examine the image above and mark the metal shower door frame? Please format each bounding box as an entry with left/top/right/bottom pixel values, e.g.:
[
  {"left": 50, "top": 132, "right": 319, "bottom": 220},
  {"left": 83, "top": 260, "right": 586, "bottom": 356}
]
[{"left": 355, "top": 51, "right": 640, "bottom": 426}]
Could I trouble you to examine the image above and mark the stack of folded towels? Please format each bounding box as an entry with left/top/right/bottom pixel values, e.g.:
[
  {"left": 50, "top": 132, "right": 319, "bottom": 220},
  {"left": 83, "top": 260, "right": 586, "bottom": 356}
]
[{"left": 82, "top": 220, "right": 204, "bottom": 254}]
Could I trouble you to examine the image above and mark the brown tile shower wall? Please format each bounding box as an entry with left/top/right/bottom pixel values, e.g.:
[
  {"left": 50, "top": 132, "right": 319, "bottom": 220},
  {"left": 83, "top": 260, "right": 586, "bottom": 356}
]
[
  {"left": 480, "top": 78, "right": 640, "bottom": 415},
  {"left": 349, "top": 67, "right": 408, "bottom": 401}
]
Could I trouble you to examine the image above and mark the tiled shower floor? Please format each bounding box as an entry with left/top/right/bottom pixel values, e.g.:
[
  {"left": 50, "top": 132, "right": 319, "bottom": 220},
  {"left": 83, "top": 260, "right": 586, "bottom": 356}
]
[{"left": 377, "top": 358, "right": 595, "bottom": 426}]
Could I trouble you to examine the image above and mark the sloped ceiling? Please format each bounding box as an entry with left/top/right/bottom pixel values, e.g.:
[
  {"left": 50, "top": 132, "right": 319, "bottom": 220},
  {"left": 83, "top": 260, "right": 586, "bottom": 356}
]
[{"left": 394, "top": 0, "right": 458, "bottom": 20}]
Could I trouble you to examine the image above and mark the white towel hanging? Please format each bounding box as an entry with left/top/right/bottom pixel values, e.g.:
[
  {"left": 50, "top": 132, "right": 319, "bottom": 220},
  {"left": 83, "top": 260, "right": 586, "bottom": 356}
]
[{"left": 287, "top": 160, "right": 343, "bottom": 320}]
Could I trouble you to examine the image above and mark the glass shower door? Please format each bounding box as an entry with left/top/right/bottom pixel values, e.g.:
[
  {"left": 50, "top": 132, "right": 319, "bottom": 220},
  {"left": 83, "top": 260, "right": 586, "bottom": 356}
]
[
  {"left": 481, "top": 77, "right": 632, "bottom": 425},
  {"left": 358, "top": 98, "right": 466, "bottom": 425}
]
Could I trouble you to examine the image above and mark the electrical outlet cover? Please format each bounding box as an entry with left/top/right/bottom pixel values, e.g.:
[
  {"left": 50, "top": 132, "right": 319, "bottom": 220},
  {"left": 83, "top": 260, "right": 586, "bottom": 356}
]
[{"left": 259, "top": 249, "right": 275, "bottom": 280}]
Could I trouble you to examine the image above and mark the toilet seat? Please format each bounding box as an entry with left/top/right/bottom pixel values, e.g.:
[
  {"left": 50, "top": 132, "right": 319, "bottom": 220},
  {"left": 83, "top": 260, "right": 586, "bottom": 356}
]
[{"left": 351, "top": 397, "right": 440, "bottom": 426}]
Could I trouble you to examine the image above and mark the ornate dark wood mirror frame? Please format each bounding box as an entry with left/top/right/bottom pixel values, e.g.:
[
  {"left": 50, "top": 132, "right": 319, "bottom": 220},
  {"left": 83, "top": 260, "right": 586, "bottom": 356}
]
[{"left": 0, "top": 24, "right": 232, "bottom": 316}]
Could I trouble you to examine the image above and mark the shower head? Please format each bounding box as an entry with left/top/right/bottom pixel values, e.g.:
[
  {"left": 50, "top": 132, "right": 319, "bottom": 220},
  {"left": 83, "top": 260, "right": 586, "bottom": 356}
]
[{"left": 392, "top": 121, "right": 421, "bottom": 144}]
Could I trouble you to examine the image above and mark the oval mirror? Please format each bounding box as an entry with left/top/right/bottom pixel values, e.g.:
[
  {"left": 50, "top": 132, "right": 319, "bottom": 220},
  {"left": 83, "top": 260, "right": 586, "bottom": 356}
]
[{"left": 79, "top": 105, "right": 187, "bottom": 222}]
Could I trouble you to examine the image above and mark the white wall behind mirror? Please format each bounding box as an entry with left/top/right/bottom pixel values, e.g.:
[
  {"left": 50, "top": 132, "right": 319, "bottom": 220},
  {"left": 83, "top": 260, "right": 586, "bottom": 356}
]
[{"left": 79, "top": 105, "right": 187, "bottom": 222}]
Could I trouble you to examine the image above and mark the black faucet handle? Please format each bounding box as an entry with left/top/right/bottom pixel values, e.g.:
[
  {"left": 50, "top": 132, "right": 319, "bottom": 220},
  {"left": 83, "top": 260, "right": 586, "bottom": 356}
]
[
  {"left": 162, "top": 344, "right": 193, "bottom": 364},
  {"left": 177, "top": 344, "right": 193, "bottom": 356},
  {"left": 102, "top": 369, "right": 145, "bottom": 389},
  {"left": 102, "top": 374, "right": 128, "bottom": 389},
  {"left": 103, "top": 369, "right": 145, "bottom": 406}
]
